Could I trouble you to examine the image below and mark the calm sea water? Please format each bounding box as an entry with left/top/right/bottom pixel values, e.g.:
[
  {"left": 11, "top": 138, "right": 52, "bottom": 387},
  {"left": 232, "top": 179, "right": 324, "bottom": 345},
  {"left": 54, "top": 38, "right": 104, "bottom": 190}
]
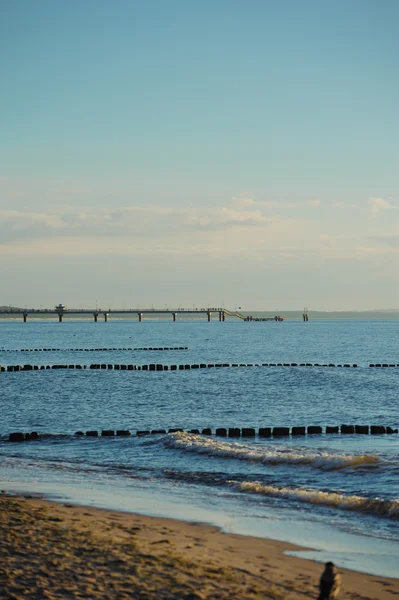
[{"left": 0, "top": 319, "right": 398, "bottom": 577}]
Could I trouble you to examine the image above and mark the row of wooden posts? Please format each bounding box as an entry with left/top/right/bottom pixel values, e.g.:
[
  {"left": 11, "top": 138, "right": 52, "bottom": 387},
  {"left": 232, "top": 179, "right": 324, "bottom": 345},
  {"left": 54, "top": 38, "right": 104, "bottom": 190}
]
[
  {"left": 4, "top": 362, "right": 399, "bottom": 372},
  {"left": 0, "top": 347, "right": 188, "bottom": 353},
  {"left": 1, "top": 362, "right": 362, "bottom": 372},
  {"left": 7, "top": 424, "right": 398, "bottom": 442}
]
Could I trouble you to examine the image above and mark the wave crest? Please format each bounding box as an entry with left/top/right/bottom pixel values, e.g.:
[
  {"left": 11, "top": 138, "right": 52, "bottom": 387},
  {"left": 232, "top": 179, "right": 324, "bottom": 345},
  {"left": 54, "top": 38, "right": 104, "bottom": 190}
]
[
  {"left": 165, "top": 432, "right": 380, "bottom": 471},
  {"left": 233, "top": 481, "right": 399, "bottom": 518}
]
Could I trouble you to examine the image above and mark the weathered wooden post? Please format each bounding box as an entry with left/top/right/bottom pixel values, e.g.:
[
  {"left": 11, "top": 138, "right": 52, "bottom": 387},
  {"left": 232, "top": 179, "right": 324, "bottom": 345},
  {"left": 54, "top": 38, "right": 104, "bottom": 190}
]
[{"left": 55, "top": 304, "right": 64, "bottom": 323}]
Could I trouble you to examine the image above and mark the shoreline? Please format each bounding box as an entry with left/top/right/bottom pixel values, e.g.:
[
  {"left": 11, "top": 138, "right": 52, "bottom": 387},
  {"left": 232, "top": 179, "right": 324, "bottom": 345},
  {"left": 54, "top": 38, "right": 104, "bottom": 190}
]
[
  {"left": 1, "top": 492, "right": 398, "bottom": 599},
  {"left": 1, "top": 468, "right": 399, "bottom": 580}
]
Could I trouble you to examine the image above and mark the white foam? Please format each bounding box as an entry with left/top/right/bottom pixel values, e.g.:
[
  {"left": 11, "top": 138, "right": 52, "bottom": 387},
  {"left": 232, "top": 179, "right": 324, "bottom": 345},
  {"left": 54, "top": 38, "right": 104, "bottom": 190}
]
[
  {"left": 233, "top": 481, "right": 399, "bottom": 518},
  {"left": 164, "top": 432, "right": 380, "bottom": 471}
]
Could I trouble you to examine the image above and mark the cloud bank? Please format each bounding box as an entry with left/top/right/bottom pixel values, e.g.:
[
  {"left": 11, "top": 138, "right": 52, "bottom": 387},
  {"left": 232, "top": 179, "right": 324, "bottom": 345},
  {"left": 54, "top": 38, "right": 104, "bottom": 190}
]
[{"left": 0, "top": 196, "right": 397, "bottom": 264}]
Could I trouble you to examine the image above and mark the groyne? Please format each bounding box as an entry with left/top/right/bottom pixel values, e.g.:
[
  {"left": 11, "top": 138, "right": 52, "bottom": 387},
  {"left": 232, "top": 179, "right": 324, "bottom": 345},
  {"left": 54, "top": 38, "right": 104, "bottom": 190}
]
[
  {"left": 6, "top": 425, "right": 398, "bottom": 442},
  {"left": 3, "top": 362, "right": 399, "bottom": 372},
  {"left": 0, "top": 347, "right": 188, "bottom": 353}
]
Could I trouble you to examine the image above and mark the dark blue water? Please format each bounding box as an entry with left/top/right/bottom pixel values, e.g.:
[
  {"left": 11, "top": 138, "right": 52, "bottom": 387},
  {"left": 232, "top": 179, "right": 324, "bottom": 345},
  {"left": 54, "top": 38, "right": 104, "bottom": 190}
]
[{"left": 0, "top": 319, "right": 398, "bottom": 577}]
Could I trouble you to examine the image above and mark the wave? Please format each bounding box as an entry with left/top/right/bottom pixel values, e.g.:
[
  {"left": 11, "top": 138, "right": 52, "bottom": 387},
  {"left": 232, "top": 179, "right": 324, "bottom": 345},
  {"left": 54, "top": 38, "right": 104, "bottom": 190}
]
[
  {"left": 164, "top": 432, "right": 380, "bottom": 471},
  {"left": 0, "top": 454, "right": 150, "bottom": 481},
  {"left": 233, "top": 480, "right": 399, "bottom": 518}
]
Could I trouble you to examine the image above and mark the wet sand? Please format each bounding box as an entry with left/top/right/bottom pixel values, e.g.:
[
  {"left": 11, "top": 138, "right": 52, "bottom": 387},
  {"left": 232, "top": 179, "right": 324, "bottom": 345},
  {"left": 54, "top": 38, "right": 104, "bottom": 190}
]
[{"left": 0, "top": 494, "right": 398, "bottom": 599}]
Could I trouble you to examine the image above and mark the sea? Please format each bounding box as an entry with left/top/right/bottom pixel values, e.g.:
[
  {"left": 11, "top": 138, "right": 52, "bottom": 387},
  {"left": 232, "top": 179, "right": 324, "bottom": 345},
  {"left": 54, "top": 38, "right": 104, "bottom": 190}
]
[{"left": 0, "top": 317, "right": 398, "bottom": 578}]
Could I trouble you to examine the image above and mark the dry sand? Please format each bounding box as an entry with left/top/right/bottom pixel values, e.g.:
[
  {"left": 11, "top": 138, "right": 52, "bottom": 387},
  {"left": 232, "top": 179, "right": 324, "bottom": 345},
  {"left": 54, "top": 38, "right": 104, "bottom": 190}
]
[{"left": 0, "top": 493, "right": 398, "bottom": 599}]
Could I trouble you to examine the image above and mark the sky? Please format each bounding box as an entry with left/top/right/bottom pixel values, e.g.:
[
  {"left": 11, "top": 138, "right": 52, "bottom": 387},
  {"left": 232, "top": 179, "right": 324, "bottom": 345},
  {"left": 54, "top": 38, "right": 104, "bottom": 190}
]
[{"left": 0, "top": 0, "right": 398, "bottom": 311}]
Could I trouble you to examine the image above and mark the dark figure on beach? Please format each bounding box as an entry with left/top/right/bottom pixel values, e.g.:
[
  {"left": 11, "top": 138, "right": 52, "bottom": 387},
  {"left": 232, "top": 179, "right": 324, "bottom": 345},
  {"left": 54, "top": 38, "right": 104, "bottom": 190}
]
[{"left": 317, "top": 562, "right": 341, "bottom": 599}]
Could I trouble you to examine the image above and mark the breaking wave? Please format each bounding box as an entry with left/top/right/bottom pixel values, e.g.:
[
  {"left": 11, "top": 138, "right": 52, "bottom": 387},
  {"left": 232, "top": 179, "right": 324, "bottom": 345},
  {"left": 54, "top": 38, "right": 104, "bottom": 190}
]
[
  {"left": 233, "top": 481, "right": 399, "bottom": 518},
  {"left": 164, "top": 432, "right": 380, "bottom": 471}
]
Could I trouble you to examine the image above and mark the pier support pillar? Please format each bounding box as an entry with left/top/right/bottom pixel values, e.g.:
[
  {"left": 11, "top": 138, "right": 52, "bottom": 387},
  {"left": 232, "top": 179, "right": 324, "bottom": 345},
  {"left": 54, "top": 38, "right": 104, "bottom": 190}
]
[
  {"left": 173, "top": 312, "right": 177, "bottom": 322},
  {"left": 219, "top": 311, "right": 222, "bottom": 322},
  {"left": 207, "top": 311, "right": 212, "bottom": 322},
  {"left": 138, "top": 312, "right": 143, "bottom": 322},
  {"left": 93, "top": 312, "right": 98, "bottom": 323},
  {"left": 104, "top": 313, "right": 108, "bottom": 322},
  {"left": 58, "top": 314, "right": 63, "bottom": 323},
  {"left": 222, "top": 312, "right": 225, "bottom": 322},
  {"left": 23, "top": 312, "right": 28, "bottom": 323}
]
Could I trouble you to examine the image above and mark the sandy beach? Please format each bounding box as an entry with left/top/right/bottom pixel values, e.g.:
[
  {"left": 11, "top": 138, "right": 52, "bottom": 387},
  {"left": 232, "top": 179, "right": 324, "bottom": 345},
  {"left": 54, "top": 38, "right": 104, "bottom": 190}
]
[{"left": 0, "top": 494, "right": 397, "bottom": 599}]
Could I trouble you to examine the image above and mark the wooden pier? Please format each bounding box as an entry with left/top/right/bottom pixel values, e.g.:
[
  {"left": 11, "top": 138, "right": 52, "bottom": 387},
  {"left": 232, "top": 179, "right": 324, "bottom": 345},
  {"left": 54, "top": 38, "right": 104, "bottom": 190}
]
[{"left": 0, "top": 305, "right": 286, "bottom": 323}]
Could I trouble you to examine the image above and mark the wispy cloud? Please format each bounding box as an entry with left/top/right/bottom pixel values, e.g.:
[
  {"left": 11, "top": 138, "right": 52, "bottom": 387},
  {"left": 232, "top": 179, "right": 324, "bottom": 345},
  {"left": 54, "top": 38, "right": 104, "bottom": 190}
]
[
  {"left": 332, "top": 202, "right": 360, "bottom": 209},
  {"left": 0, "top": 209, "right": 63, "bottom": 243},
  {"left": 252, "top": 199, "right": 321, "bottom": 209},
  {"left": 369, "top": 197, "right": 398, "bottom": 216},
  {"left": 0, "top": 202, "right": 270, "bottom": 246}
]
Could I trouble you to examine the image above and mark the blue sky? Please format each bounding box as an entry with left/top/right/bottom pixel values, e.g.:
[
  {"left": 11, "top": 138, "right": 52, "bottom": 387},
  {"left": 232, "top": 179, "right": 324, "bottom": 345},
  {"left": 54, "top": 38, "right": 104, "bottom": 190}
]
[{"left": 0, "top": 1, "right": 398, "bottom": 309}]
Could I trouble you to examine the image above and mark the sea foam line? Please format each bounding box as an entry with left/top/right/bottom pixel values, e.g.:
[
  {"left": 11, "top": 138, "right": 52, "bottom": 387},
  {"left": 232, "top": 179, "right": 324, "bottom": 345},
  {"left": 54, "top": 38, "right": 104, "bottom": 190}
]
[
  {"left": 232, "top": 481, "right": 399, "bottom": 518},
  {"left": 164, "top": 433, "right": 380, "bottom": 471}
]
